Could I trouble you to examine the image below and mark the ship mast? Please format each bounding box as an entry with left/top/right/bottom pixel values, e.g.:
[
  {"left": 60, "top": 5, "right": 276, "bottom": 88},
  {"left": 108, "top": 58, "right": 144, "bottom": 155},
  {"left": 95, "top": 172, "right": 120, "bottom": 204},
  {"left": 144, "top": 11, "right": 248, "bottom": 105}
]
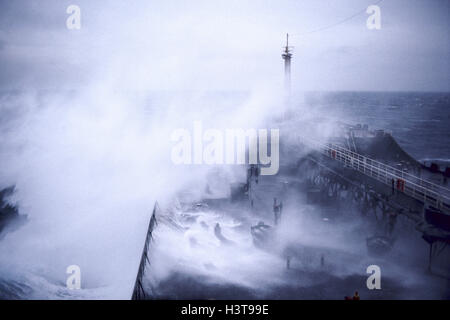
[{"left": 281, "top": 33, "right": 293, "bottom": 93}]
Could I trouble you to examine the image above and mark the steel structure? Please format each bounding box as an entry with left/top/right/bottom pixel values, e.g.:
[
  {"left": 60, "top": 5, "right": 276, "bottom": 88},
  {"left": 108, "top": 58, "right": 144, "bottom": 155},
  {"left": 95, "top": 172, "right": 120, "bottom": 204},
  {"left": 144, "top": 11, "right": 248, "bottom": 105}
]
[
  {"left": 282, "top": 33, "right": 293, "bottom": 92},
  {"left": 302, "top": 138, "right": 450, "bottom": 215}
]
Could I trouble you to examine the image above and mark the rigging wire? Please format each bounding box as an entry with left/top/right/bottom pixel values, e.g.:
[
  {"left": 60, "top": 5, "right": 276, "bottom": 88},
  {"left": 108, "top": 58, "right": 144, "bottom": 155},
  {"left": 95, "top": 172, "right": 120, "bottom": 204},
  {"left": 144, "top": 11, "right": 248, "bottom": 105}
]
[{"left": 291, "top": 0, "right": 384, "bottom": 37}]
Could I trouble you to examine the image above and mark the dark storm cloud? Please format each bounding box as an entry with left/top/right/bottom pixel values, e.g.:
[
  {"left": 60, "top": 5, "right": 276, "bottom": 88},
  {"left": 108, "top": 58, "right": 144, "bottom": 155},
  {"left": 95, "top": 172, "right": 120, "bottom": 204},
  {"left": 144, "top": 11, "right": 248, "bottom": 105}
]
[
  {"left": 0, "top": 0, "right": 448, "bottom": 91},
  {"left": 0, "top": 1, "right": 68, "bottom": 33}
]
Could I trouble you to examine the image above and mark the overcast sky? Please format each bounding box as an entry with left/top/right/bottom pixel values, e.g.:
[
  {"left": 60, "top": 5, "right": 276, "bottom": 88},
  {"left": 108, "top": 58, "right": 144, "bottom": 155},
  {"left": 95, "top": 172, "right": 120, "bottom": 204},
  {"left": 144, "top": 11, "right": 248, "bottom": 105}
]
[{"left": 0, "top": 0, "right": 448, "bottom": 92}]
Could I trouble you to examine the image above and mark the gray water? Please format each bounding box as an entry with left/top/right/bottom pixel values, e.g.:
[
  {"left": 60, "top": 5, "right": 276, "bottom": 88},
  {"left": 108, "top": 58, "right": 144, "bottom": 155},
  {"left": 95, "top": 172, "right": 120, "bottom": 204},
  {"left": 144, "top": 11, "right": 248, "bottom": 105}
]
[{"left": 302, "top": 91, "right": 450, "bottom": 164}]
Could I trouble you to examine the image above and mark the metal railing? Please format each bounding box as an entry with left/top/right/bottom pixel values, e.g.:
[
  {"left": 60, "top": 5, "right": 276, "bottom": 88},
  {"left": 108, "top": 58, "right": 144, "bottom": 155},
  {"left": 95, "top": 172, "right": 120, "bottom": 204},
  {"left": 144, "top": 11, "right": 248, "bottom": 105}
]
[
  {"left": 132, "top": 202, "right": 158, "bottom": 300},
  {"left": 302, "top": 138, "right": 450, "bottom": 215}
]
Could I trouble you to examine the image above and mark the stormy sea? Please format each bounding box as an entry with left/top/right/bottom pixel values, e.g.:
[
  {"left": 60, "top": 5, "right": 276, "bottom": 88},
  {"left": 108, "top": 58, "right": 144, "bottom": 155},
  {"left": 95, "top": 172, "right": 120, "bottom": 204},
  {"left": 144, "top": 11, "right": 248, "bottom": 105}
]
[{"left": 0, "top": 90, "right": 449, "bottom": 300}]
